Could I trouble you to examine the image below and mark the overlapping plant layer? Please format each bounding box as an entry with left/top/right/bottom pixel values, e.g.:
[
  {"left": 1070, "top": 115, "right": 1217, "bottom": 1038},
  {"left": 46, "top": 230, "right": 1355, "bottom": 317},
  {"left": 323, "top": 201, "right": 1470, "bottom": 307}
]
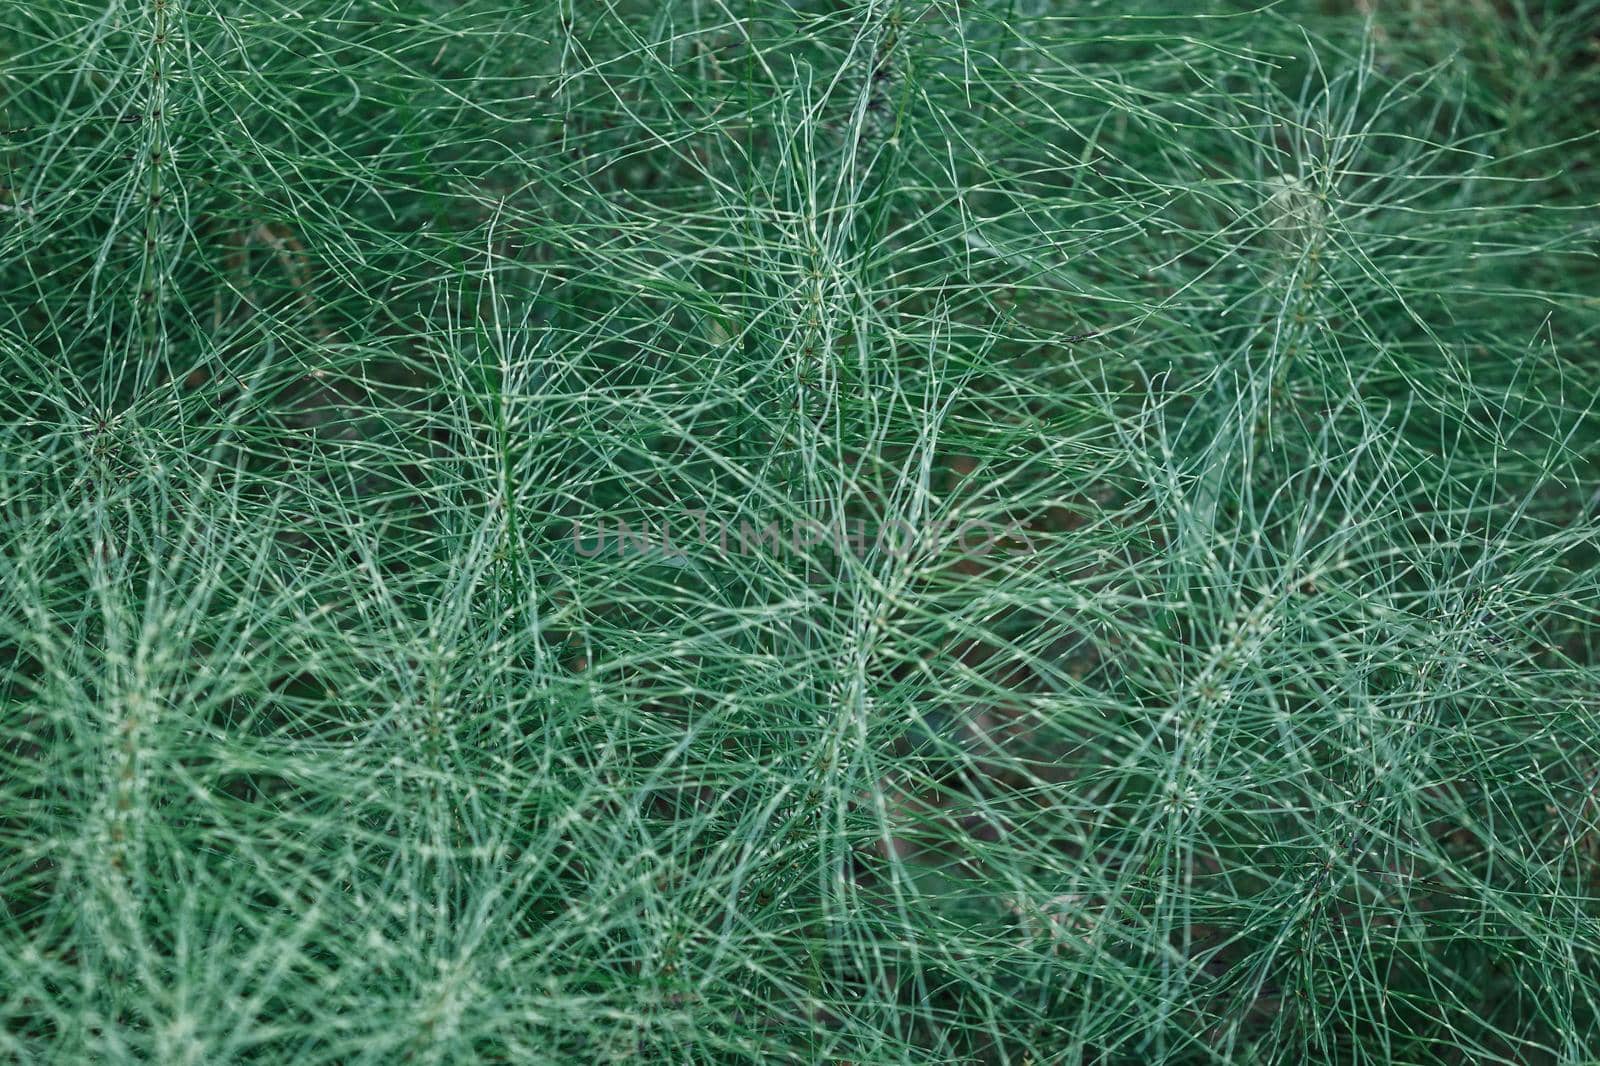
[{"left": 2, "top": 1, "right": 1598, "bottom": 1061}]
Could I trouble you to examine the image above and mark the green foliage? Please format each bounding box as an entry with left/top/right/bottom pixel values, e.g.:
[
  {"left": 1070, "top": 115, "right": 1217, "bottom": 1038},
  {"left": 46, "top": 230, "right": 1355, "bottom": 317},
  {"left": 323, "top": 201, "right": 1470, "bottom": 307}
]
[{"left": 2, "top": 0, "right": 1598, "bottom": 1061}]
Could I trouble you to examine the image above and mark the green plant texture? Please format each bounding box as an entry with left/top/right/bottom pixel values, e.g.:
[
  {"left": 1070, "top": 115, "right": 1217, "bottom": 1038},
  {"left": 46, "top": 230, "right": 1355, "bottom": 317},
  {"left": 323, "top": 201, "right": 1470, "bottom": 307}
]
[{"left": 2, "top": 0, "right": 1598, "bottom": 1062}]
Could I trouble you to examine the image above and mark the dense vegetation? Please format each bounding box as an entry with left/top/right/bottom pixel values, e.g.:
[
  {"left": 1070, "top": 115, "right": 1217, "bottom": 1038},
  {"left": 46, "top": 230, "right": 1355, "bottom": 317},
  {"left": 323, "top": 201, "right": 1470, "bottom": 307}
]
[{"left": 2, "top": 1, "right": 1598, "bottom": 1061}]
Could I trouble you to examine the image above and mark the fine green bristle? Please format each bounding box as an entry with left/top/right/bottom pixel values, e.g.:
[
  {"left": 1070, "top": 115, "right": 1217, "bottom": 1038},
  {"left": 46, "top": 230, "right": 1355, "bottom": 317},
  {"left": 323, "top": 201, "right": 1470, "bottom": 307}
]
[{"left": 2, "top": 1, "right": 1598, "bottom": 1062}]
